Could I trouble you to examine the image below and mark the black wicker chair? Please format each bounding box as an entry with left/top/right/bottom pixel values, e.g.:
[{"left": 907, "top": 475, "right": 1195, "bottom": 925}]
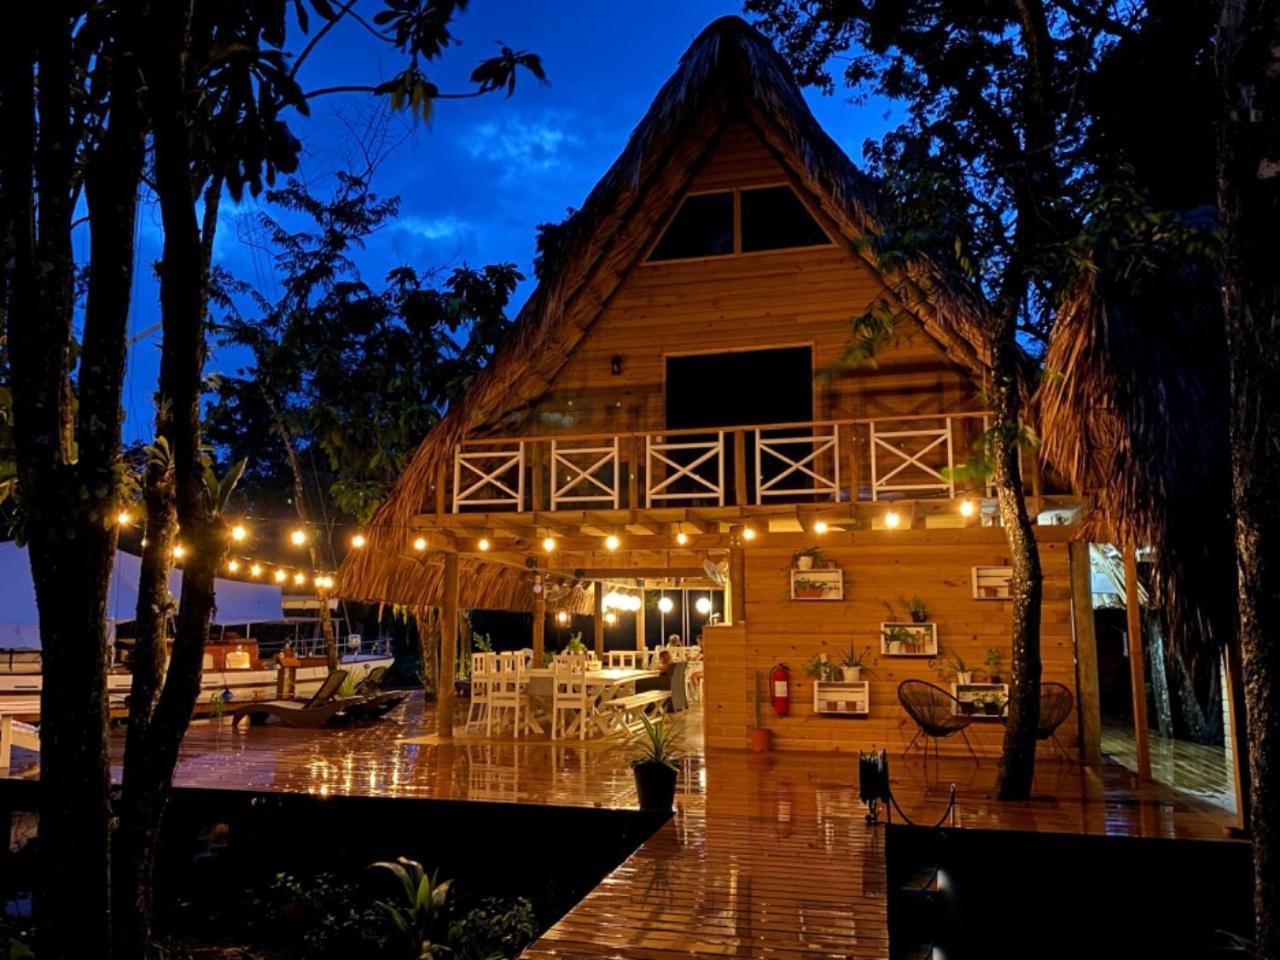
[
  {"left": 1038, "top": 682, "right": 1075, "bottom": 762},
  {"left": 897, "top": 679, "right": 978, "bottom": 762}
]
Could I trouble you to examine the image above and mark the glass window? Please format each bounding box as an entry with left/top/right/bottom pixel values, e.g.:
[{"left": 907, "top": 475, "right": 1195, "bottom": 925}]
[
  {"left": 648, "top": 192, "right": 734, "bottom": 261},
  {"left": 740, "top": 186, "right": 829, "bottom": 252}
]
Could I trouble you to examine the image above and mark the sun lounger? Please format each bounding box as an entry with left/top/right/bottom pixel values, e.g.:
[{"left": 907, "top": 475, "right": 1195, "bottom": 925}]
[
  {"left": 342, "top": 665, "right": 409, "bottom": 721},
  {"left": 231, "top": 669, "right": 351, "bottom": 728}
]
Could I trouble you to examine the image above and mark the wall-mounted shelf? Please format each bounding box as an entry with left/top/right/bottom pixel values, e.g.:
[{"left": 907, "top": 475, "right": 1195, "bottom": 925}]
[
  {"left": 952, "top": 682, "right": 1009, "bottom": 718},
  {"left": 880, "top": 621, "right": 938, "bottom": 657},
  {"left": 813, "top": 680, "right": 869, "bottom": 716},
  {"left": 790, "top": 568, "right": 843, "bottom": 601},
  {"left": 972, "top": 565, "right": 1013, "bottom": 600}
]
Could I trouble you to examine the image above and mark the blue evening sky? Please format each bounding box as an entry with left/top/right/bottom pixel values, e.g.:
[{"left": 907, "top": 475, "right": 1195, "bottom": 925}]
[{"left": 112, "top": 2, "right": 896, "bottom": 443}]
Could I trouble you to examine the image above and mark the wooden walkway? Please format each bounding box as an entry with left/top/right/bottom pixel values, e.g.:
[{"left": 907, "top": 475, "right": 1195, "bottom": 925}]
[{"left": 2, "top": 695, "right": 1239, "bottom": 959}]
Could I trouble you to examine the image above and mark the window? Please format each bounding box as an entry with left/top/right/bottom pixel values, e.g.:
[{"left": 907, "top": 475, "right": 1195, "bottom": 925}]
[
  {"left": 740, "top": 186, "right": 829, "bottom": 252},
  {"left": 648, "top": 192, "right": 734, "bottom": 261}
]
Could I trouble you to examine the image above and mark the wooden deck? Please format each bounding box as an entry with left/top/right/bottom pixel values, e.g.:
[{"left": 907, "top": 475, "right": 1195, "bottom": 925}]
[{"left": 2, "top": 695, "right": 1239, "bottom": 959}]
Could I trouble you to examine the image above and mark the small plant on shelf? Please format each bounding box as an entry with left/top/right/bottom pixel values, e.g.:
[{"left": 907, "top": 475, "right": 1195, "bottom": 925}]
[
  {"left": 806, "top": 652, "right": 840, "bottom": 682},
  {"left": 839, "top": 645, "right": 874, "bottom": 681},
  {"left": 936, "top": 648, "right": 972, "bottom": 684},
  {"left": 898, "top": 595, "right": 929, "bottom": 623},
  {"left": 882, "top": 624, "right": 917, "bottom": 654},
  {"left": 972, "top": 692, "right": 1005, "bottom": 716},
  {"left": 984, "top": 647, "right": 1004, "bottom": 683},
  {"left": 792, "top": 546, "right": 825, "bottom": 570},
  {"left": 792, "top": 577, "right": 827, "bottom": 599}
]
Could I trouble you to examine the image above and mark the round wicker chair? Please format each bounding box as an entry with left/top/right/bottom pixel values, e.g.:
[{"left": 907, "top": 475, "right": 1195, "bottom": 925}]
[
  {"left": 897, "top": 679, "right": 978, "bottom": 762},
  {"left": 1038, "top": 682, "right": 1075, "bottom": 761}
]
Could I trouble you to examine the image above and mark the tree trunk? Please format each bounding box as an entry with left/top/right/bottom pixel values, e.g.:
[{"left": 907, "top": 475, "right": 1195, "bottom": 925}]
[
  {"left": 1146, "top": 615, "right": 1174, "bottom": 738},
  {"left": 415, "top": 609, "right": 439, "bottom": 697},
  {"left": 1215, "top": 4, "right": 1280, "bottom": 955}
]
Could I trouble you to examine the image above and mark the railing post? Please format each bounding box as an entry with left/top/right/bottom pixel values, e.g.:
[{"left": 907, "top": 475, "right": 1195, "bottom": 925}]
[
  {"left": 636, "top": 436, "right": 646, "bottom": 509},
  {"left": 847, "top": 424, "right": 860, "bottom": 503},
  {"left": 613, "top": 436, "right": 622, "bottom": 509},
  {"left": 752, "top": 429, "right": 763, "bottom": 505},
  {"left": 832, "top": 424, "right": 841, "bottom": 502},
  {"left": 534, "top": 439, "right": 547, "bottom": 511},
  {"left": 945, "top": 417, "right": 956, "bottom": 498},
  {"left": 451, "top": 444, "right": 461, "bottom": 513},
  {"left": 868, "top": 422, "right": 879, "bottom": 502},
  {"left": 717, "top": 431, "right": 726, "bottom": 506},
  {"left": 734, "top": 429, "right": 748, "bottom": 506},
  {"left": 517, "top": 441, "right": 526, "bottom": 511}
]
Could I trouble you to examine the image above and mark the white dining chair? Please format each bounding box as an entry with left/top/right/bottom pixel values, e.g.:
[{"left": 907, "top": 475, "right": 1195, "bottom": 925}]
[
  {"left": 487, "top": 651, "right": 530, "bottom": 738},
  {"left": 466, "top": 651, "right": 496, "bottom": 731},
  {"left": 605, "top": 650, "right": 638, "bottom": 670},
  {"left": 552, "top": 653, "right": 591, "bottom": 740}
]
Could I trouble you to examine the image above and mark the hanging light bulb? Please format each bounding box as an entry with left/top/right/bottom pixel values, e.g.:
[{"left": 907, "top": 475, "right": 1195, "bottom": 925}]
[
  {"left": 884, "top": 510, "right": 901, "bottom": 529},
  {"left": 227, "top": 559, "right": 240, "bottom": 573},
  {"left": 658, "top": 596, "right": 674, "bottom": 614},
  {"left": 542, "top": 536, "right": 556, "bottom": 553},
  {"left": 350, "top": 533, "right": 366, "bottom": 549},
  {"left": 293, "top": 572, "right": 306, "bottom": 586},
  {"left": 959, "top": 499, "right": 976, "bottom": 518},
  {"left": 813, "top": 520, "right": 829, "bottom": 534},
  {"left": 290, "top": 529, "right": 307, "bottom": 546},
  {"left": 556, "top": 610, "right": 570, "bottom": 625},
  {"left": 627, "top": 595, "right": 642, "bottom": 612},
  {"left": 604, "top": 611, "right": 618, "bottom": 626},
  {"left": 604, "top": 534, "right": 620, "bottom": 552},
  {"left": 696, "top": 595, "right": 712, "bottom": 615},
  {"left": 116, "top": 510, "right": 132, "bottom": 526},
  {"left": 477, "top": 537, "right": 491, "bottom": 552},
  {"left": 249, "top": 563, "right": 262, "bottom": 578},
  {"left": 675, "top": 531, "right": 689, "bottom": 546},
  {"left": 742, "top": 526, "right": 757, "bottom": 541},
  {"left": 273, "top": 569, "right": 287, "bottom": 583},
  {"left": 231, "top": 524, "right": 247, "bottom": 542},
  {"left": 172, "top": 544, "right": 186, "bottom": 559},
  {"left": 413, "top": 536, "right": 427, "bottom": 552}
]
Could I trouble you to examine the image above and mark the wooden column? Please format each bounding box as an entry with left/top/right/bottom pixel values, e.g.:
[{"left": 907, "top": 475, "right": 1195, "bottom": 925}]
[
  {"left": 635, "top": 592, "right": 647, "bottom": 651},
  {"left": 434, "top": 461, "right": 449, "bottom": 516},
  {"left": 1068, "top": 542, "right": 1102, "bottom": 766},
  {"left": 532, "top": 578, "right": 546, "bottom": 665},
  {"left": 729, "top": 525, "right": 747, "bottom": 625},
  {"left": 733, "top": 429, "right": 748, "bottom": 506},
  {"left": 1123, "top": 546, "right": 1151, "bottom": 779},
  {"left": 437, "top": 552, "right": 459, "bottom": 739},
  {"left": 593, "top": 583, "right": 605, "bottom": 656},
  {"left": 531, "top": 440, "right": 546, "bottom": 511}
]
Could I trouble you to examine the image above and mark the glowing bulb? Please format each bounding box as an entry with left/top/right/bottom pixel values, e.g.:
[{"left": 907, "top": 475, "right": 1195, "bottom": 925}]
[
  {"left": 627, "top": 595, "right": 642, "bottom": 612},
  {"left": 604, "top": 611, "right": 618, "bottom": 626},
  {"left": 413, "top": 536, "right": 427, "bottom": 552},
  {"left": 290, "top": 529, "right": 306, "bottom": 546},
  {"left": 273, "top": 569, "right": 287, "bottom": 583},
  {"left": 884, "top": 510, "right": 901, "bottom": 529},
  {"left": 231, "top": 524, "right": 247, "bottom": 542},
  {"left": 227, "top": 560, "right": 239, "bottom": 573},
  {"left": 249, "top": 564, "right": 262, "bottom": 577},
  {"left": 293, "top": 572, "right": 306, "bottom": 586},
  {"left": 172, "top": 544, "right": 186, "bottom": 559},
  {"left": 556, "top": 610, "right": 570, "bottom": 625},
  {"left": 658, "top": 596, "right": 674, "bottom": 614},
  {"left": 675, "top": 531, "right": 689, "bottom": 546},
  {"left": 477, "top": 537, "right": 491, "bottom": 552},
  {"left": 116, "top": 510, "right": 132, "bottom": 526},
  {"left": 604, "top": 534, "right": 620, "bottom": 551},
  {"left": 542, "top": 537, "right": 556, "bottom": 553},
  {"left": 959, "top": 499, "right": 976, "bottom": 518},
  {"left": 813, "top": 520, "right": 829, "bottom": 534},
  {"left": 350, "top": 533, "right": 366, "bottom": 549},
  {"left": 742, "top": 526, "right": 757, "bottom": 541},
  {"left": 696, "top": 596, "right": 712, "bottom": 615}
]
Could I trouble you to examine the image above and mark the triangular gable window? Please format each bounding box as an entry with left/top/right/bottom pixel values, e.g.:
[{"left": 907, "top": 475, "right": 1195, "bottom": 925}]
[{"left": 647, "top": 185, "right": 831, "bottom": 263}]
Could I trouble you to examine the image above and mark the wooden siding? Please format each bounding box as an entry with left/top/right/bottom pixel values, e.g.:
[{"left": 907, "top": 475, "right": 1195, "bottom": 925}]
[
  {"left": 520, "top": 121, "right": 982, "bottom": 437},
  {"left": 704, "top": 525, "right": 1079, "bottom": 756}
]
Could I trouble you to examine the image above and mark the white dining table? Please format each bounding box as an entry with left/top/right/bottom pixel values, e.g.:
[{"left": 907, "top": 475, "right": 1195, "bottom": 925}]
[{"left": 521, "top": 667, "right": 660, "bottom": 736}]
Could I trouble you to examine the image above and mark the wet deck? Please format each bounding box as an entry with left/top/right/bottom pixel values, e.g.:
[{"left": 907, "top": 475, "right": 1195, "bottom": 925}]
[{"left": 4, "top": 695, "right": 1239, "bottom": 959}]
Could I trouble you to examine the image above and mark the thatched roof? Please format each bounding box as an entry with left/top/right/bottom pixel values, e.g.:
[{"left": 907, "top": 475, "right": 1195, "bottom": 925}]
[
  {"left": 1036, "top": 242, "right": 1234, "bottom": 657},
  {"left": 340, "top": 16, "right": 995, "bottom": 612}
]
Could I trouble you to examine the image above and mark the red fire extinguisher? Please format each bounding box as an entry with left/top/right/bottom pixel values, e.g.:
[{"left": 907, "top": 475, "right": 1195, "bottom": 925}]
[{"left": 770, "top": 662, "right": 791, "bottom": 716}]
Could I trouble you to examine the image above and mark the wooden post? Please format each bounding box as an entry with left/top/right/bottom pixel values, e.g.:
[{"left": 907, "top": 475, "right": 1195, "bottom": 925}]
[
  {"left": 434, "top": 461, "right": 448, "bottom": 516},
  {"left": 628, "top": 436, "right": 640, "bottom": 508},
  {"left": 1068, "top": 542, "right": 1102, "bottom": 766},
  {"left": 593, "top": 583, "right": 605, "bottom": 656},
  {"left": 532, "top": 578, "right": 546, "bottom": 666},
  {"left": 846, "top": 426, "right": 860, "bottom": 505},
  {"left": 1123, "top": 546, "right": 1151, "bottom": 779},
  {"left": 729, "top": 525, "right": 747, "bottom": 625},
  {"left": 635, "top": 591, "right": 647, "bottom": 651},
  {"left": 437, "top": 552, "right": 459, "bottom": 739},
  {"left": 733, "top": 429, "right": 748, "bottom": 507},
  {"left": 531, "top": 440, "right": 546, "bottom": 511}
]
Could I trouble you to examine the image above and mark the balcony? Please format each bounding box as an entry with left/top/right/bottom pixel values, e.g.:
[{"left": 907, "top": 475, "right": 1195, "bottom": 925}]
[{"left": 448, "top": 412, "right": 1001, "bottom": 515}]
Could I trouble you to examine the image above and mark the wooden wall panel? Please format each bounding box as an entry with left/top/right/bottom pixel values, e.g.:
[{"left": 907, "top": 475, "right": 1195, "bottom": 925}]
[{"left": 706, "top": 527, "right": 1080, "bottom": 757}]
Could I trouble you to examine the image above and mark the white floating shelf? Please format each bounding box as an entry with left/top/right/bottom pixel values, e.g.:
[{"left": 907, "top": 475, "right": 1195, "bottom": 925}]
[
  {"left": 813, "top": 680, "right": 870, "bottom": 716},
  {"left": 879, "top": 621, "right": 938, "bottom": 657},
  {"left": 972, "top": 565, "right": 1013, "bottom": 600},
  {"left": 952, "top": 682, "right": 1009, "bottom": 718}
]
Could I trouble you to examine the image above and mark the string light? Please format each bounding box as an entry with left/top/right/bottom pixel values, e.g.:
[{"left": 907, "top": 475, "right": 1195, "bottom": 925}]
[
  {"left": 249, "top": 563, "right": 262, "bottom": 577},
  {"left": 959, "top": 499, "right": 976, "bottom": 518},
  {"left": 884, "top": 510, "right": 901, "bottom": 529},
  {"left": 742, "top": 526, "right": 757, "bottom": 541},
  {"left": 658, "top": 596, "right": 674, "bottom": 614},
  {"left": 231, "top": 524, "right": 247, "bottom": 542},
  {"left": 293, "top": 572, "right": 306, "bottom": 586},
  {"left": 675, "top": 531, "right": 689, "bottom": 546},
  {"left": 226, "top": 559, "right": 240, "bottom": 573},
  {"left": 695, "top": 595, "right": 712, "bottom": 615},
  {"left": 274, "top": 569, "right": 287, "bottom": 583},
  {"left": 116, "top": 510, "right": 132, "bottom": 526},
  {"left": 290, "top": 529, "right": 307, "bottom": 546},
  {"left": 350, "top": 533, "right": 366, "bottom": 549},
  {"left": 172, "top": 544, "right": 186, "bottom": 559},
  {"left": 542, "top": 536, "right": 556, "bottom": 553},
  {"left": 604, "top": 611, "right": 618, "bottom": 626},
  {"left": 813, "top": 520, "right": 829, "bottom": 534},
  {"left": 604, "top": 534, "right": 620, "bottom": 551},
  {"left": 477, "top": 537, "right": 491, "bottom": 552},
  {"left": 413, "top": 536, "right": 427, "bottom": 552}
]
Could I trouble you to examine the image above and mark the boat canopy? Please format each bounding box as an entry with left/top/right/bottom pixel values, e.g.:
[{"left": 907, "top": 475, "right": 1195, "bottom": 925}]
[{"left": 0, "top": 541, "right": 285, "bottom": 651}]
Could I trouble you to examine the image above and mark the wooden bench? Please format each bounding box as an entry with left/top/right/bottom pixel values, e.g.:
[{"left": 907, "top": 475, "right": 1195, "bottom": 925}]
[
  {"left": 1, "top": 715, "right": 39, "bottom": 770},
  {"left": 598, "top": 690, "right": 671, "bottom": 737}
]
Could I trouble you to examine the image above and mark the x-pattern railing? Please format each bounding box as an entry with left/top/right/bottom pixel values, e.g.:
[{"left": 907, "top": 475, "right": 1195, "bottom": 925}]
[
  {"left": 453, "top": 442, "right": 525, "bottom": 510},
  {"left": 645, "top": 432, "right": 725, "bottom": 507},
  {"left": 869, "top": 418, "right": 954, "bottom": 500},
  {"left": 754, "top": 424, "right": 841, "bottom": 501},
  {"left": 551, "top": 438, "right": 620, "bottom": 508}
]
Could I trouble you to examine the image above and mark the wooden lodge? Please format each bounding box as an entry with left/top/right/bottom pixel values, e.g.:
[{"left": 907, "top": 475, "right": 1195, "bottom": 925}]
[{"left": 340, "top": 16, "right": 1096, "bottom": 761}]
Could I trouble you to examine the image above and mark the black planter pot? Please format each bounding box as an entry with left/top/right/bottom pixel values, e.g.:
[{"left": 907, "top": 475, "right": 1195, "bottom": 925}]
[{"left": 633, "top": 761, "right": 678, "bottom": 812}]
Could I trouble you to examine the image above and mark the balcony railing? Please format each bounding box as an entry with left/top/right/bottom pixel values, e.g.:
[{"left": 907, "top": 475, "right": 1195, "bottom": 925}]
[{"left": 450, "top": 412, "right": 995, "bottom": 513}]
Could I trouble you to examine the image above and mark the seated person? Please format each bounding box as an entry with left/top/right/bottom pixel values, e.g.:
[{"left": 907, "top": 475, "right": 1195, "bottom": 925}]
[{"left": 635, "top": 650, "right": 674, "bottom": 693}]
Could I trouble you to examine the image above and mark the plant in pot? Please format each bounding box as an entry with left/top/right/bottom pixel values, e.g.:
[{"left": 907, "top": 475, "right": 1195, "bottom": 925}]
[
  {"left": 632, "top": 715, "right": 680, "bottom": 811},
  {"left": 882, "top": 624, "right": 915, "bottom": 655},
  {"left": 984, "top": 648, "right": 1003, "bottom": 684},
  {"left": 937, "top": 648, "right": 972, "bottom": 685},
  {"left": 565, "top": 631, "right": 587, "bottom": 654},
  {"left": 839, "top": 645, "right": 874, "bottom": 682},
  {"left": 751, "top": 671, "right": 772, "bottom": 752},
  {"left": 792, "top": 546, "right": 824, "bottom": 571},
  {"left": 898, "top": 595, "right": 929, "bottom": 623},
  {"left": 792, "top": 577, "right": 826, "bottom": 599},
  {"left": 806, "top": 652, "right": 839, "bottom": 682}
]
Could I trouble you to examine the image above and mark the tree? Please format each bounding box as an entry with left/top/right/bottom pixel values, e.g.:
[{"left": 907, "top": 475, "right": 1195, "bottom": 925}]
[
  {"left": 1214, "top": 2, "right": 1279, "bottom": 955},
  {"left": 1, "top": 3, "right": 542, "bottom": 957}
]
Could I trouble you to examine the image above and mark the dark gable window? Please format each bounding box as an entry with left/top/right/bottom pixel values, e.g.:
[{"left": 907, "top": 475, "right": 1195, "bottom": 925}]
[
  {"left": 740, "top": 185, "right": 829, "bottom": 252},
  {"left": 648, "top": 192, "right": 734, "bottom": 261}
]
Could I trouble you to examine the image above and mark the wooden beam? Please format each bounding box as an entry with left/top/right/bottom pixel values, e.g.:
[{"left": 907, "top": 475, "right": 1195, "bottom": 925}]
[
  {"left": 593, "top": 584, "right": 605, "bottom": 656},
  {"left": 571, "top": 566, "right": 713, "bottom": 581},
  {"left": 532, "top": 577, "right": 546, "bottom": 666},
  {"left": 1068, "top": 541, "right": 1102, "bottom": 766},
  {"left": 437, "top": 552, "right": 459, "bottom": 739},
  {"left": 1123, "top": 546, "right": 1151, "bottom": 779}
]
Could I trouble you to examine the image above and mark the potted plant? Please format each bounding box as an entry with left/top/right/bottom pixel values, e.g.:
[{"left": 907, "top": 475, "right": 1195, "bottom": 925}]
[
  {"left": 792, "top": 546, "right": 824, "bottom": 571},
  {"left": 937, "top": 648, "right": 972, "bottom": 685},
  {"left": 974, "top": 693, "right": 1003, "bottom": 716},
  {"left": 751, "top": 671, "right": 772, "bottom": 752},
  {"left": 632, "top": 716, "right": 680, "bottom": 811},
  {"left": 984, "top": 648, "right": 1003, "bottom": 684},
  {"left": 806, "top": 652, "right": 839, "bottom": 682},
  {"left": 793, "top": 577, "right": 826, "bottom": 599},
  {"left": 899, "top": 595, "right": 929, "bottom": 623},
  {"left": 839, "top": 645, "right": 873, "bottom": 682},
  {"left": 565, "top": 631, "right": 587, "bottom": 654},
  {"left": 882, "top": 624, "right": 915, "bottom": 654}
]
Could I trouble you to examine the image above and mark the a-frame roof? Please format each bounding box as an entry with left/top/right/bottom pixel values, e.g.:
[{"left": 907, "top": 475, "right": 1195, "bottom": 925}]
[{"left": 340, "top": 15, "right": 994, "bottom": 610}]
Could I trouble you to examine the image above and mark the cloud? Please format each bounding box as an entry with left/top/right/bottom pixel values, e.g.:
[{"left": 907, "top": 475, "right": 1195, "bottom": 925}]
[
  {"left": 396, "top": 215, "right": 472, "bottom": 241},
  {"left": 461, "top": 114, "right": 581, "bottom": 179}
]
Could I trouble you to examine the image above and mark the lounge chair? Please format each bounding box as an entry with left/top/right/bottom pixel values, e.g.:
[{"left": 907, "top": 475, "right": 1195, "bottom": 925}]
[
  {"left": 231, "top": 669, "right": 350, "bottom": 728},
  {"left": 898, "top": 679, "right": 979, "bottom": 762},
  {"left": 342, "top": 665, "right": 409, "bottom": 721}
]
